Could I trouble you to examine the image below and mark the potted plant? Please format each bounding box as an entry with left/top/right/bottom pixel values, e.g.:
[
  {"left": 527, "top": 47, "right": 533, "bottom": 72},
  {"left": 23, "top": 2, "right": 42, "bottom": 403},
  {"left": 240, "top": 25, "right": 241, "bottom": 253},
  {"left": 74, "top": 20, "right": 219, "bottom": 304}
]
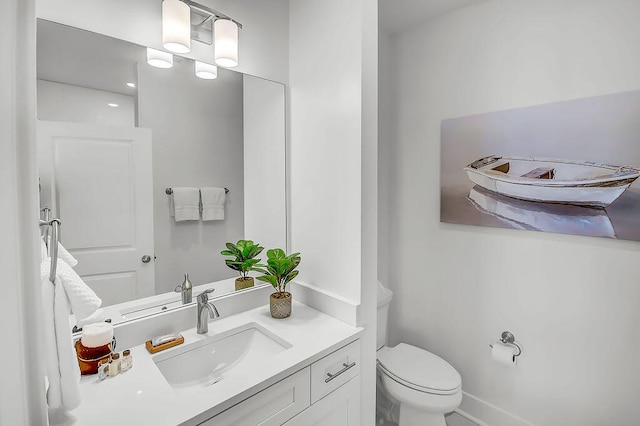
[
  {"left": 221, "top": 240, "right": 264, "bottom": 291},
  {"left": 256, "top": 248, "right": 301, "bottom": 318}
]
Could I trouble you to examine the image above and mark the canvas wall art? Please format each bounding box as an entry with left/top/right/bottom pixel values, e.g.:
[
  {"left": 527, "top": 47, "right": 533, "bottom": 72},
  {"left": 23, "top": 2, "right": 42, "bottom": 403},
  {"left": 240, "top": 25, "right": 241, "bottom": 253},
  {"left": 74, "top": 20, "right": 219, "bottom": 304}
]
[{"left": 440, "top": 90, "right": 640, "bottom": 241}]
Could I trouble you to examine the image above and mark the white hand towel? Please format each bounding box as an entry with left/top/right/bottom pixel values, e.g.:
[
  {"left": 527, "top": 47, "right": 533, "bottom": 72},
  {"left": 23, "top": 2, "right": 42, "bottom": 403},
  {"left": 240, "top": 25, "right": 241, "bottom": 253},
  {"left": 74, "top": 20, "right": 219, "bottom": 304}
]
[
  {"left": 40, "top": 237, "right": 48, "bottom": 262},
  {"left": 43, "top": 258, "right": 102, "bottom": 325},
  {"left": 200, "top": 187, "right": 226, "bottom": 221},
  {"left": 41, "top": 271, "right": 81, "bottom": 411},
  {"left": 41, "top": 237, "right": 78, "bottom": 267},
  {"left": 56, "top": 241, "right": 78, "bottom": 268},
  {"left": 170, "top": 187, "right": 201, "bottom": 221}
]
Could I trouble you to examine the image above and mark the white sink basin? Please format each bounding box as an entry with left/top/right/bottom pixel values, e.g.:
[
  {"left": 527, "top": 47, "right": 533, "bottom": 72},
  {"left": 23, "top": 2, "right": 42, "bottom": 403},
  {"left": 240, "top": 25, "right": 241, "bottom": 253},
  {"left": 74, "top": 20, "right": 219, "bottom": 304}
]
[{"left": 152, "top": 322, "right": 291, "bottom": 388}]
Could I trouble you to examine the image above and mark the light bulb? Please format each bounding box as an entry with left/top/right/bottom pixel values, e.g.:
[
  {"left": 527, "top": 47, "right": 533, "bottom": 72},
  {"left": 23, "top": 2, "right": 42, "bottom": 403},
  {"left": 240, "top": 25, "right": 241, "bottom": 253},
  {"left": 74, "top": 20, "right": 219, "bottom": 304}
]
[
  {"left": 146, "top": 48, "right": 173, "bottom": 69},
  {"left": 214, "top": 19, "right": 238, "bottom": 67},
  {"left": 195, "top": 61, "right": 218, "bottom": 79},
  {"left": 163, "top": 0, "right": 191, "bottom": 54}
]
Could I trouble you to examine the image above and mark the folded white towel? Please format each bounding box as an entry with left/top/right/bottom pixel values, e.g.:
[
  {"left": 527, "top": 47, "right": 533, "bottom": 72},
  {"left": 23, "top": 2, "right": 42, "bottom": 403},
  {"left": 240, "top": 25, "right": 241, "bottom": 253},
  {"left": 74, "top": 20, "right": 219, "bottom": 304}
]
[
  {"left": 200, "top": 187, "right": 226, "bottom": 221},
  {"left": 41, "top": 273, "right": 81, "bottom": 411},
  {"left": 41, "top": 237, "right": 78, "bottom": 267},
  {"left": 56, "top": 241, "right": 78, "bottom": 268},
  {"left": 40, "top": 238, "right": 48, "bottom": 262},
  {"left": 170, "top": 187, "right": 200, "bottom": 221},
  {"left": 42, "top": 258, "right": 102, "bottom": 325}
]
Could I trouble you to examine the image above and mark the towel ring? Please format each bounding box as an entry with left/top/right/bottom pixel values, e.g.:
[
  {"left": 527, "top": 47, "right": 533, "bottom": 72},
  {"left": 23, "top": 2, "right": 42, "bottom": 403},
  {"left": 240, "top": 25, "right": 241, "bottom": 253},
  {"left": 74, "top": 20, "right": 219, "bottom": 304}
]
[
  {"left": 39, "top": 218, "right": 62, "bottom": 284},
  {"left": 165, "top": 187, "right": 229, "bottom": 195}
]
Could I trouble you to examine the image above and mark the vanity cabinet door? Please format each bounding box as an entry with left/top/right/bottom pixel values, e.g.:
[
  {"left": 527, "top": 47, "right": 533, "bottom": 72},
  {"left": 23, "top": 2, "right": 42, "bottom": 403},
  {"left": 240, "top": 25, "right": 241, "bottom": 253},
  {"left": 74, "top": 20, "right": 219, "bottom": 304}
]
[
  {"left": 198, "top": 367, "right": 310, "bottom": 426},
  {"left": 283, "top": 376, "right": 361, "bottom": 426}
]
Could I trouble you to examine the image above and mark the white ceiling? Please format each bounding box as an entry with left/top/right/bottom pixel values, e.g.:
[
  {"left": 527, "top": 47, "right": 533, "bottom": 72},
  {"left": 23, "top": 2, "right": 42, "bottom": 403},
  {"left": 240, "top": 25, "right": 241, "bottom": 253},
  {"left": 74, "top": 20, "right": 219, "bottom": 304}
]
[
  {"left": 37, "top": 20, "right": 143, "bottom": 96},
  {"left": 379, "top": 0, "right": 484, "bottom": 34}
]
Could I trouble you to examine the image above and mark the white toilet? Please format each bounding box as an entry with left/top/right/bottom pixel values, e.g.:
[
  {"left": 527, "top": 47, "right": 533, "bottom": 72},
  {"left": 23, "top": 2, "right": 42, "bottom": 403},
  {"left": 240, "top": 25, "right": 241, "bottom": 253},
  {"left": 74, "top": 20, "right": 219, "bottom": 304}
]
[{"left": 376, "top": 282, "right": 462, "bottom": 426}]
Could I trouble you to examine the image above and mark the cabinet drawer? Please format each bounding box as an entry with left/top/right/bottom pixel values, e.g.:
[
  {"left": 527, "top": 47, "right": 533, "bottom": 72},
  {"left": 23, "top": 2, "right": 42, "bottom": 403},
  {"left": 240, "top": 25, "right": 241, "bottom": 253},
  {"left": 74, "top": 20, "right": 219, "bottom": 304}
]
[
  {"left": 310, "top": 340, "right": 360, "bottom": 403},
  {"left": 199, "top": 367, "right": 310, "bottom": 426}
]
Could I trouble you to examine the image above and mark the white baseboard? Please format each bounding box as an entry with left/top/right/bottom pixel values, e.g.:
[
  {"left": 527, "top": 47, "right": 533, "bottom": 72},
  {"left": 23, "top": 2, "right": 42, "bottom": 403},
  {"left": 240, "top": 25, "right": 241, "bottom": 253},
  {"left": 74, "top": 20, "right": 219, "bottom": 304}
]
[
  {"left": 457, "top": 391, "right": 535, "bottom": 426},
  {"left": 290, "top": 280, "right": 360, "bottom": 326}
]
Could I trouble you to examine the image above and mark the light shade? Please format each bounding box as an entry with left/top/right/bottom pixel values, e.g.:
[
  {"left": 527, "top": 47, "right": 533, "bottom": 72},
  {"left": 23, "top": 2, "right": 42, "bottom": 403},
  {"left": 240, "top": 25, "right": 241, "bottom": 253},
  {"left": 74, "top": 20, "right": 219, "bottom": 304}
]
[
  {"left": 163, "top": 0, "right": 191, "bottom": 54},
  {"left": 147, "top": 48, "right": 173, "bottom": 68},
  {"left": 214, "top": 19, "right": 239, "bottom": 67},
  {"left": 195, "top": 61, "right": 218, "bottom": 79}
]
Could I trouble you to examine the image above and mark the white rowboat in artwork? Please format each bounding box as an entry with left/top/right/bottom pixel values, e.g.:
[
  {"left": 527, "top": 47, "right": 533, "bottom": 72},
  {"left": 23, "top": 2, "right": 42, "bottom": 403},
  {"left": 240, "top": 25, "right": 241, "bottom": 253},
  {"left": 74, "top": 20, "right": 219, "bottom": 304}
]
[{"left": 464, "top": 156, "right": 640, "bottom": 208}]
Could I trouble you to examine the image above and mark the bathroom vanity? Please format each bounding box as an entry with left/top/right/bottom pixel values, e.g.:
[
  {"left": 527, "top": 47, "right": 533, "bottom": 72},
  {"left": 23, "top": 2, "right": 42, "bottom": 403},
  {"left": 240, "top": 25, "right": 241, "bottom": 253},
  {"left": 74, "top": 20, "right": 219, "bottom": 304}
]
[{"left": 54, "top": 301, "right": 362, "bottom": 425}]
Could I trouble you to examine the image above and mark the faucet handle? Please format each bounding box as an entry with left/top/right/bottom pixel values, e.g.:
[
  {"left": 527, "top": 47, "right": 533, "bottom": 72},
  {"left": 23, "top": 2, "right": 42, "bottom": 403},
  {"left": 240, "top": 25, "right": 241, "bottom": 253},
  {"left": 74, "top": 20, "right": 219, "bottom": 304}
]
[
  {"left": 197, "top": 288, "right": 215, "bottom": 302},
  {"left": 183, "top": 273, "right": 192, "bottom": 290}
]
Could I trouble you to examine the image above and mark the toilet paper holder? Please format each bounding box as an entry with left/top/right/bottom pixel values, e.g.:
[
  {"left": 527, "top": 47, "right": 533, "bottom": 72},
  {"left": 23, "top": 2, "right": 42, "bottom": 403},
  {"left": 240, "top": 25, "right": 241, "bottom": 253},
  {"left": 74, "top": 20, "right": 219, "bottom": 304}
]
[{"left": 489, "top": 331, "right": 522, "bottom": 357}]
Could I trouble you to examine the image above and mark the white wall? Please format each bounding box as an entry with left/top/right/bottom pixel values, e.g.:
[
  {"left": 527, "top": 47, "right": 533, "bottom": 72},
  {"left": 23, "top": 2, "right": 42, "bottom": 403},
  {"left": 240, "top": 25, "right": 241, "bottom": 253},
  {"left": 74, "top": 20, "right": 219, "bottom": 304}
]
[
  {"left": 378, "top": 30, "right": 393, "bottom": 287},
  {"left": 289, "top": 0, "right": 377, "bottom": 424},
  {"left": 36, "top": 0, "right": 289, "bottom": 84},
  {"left": 243, "top": 75, "right": 287, "bottom": 250},
  {"left": 289, "top": 0, "right": 364, "bottom": 305},
  {"left": 380, "top": 1, "right": 640, "bottom": 425},
  {"left": 138, "top": 61, "right": 244, "bottom": 295},
  {"left": 0, "top": 0, "right": 48, "bottom": 424},
  {"left": 37, "top": 80, "right": 135, "bottom": 127}
]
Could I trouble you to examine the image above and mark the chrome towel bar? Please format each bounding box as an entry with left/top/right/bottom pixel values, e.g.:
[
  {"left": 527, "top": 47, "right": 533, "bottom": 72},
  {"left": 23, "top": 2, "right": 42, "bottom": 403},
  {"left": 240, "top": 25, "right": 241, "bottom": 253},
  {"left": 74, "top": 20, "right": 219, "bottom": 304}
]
[{"left": 165, "top": 187, "right": 229, "bottom": 195}]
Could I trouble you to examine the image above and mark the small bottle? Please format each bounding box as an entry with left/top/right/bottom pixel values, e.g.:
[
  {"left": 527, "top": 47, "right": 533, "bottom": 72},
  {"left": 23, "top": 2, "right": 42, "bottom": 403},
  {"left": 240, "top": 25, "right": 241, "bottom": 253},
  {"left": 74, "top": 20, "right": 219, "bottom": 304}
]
[
  {"left": 109, "top": 352, "right": 121, "bottom": 377},
  {"left": 97, "top": 357, "right": 110, "bottom": 381},
  {"left": 121, "top": 349, "right": 132, "bottom": 372}
]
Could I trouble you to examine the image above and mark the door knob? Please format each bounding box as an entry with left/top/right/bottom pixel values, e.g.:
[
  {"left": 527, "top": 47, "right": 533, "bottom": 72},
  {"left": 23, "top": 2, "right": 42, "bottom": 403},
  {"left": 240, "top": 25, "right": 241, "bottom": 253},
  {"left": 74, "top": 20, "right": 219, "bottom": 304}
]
[{"left": 141, "top": 255, "right": 152, "bottom": 263}]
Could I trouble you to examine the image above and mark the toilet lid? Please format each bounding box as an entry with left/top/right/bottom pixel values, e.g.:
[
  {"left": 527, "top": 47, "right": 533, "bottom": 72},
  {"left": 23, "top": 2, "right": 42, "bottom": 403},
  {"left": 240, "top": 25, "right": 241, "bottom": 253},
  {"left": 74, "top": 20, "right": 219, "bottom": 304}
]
[{"left": 377, "top": 343, "right": 461, "bottom": 394}]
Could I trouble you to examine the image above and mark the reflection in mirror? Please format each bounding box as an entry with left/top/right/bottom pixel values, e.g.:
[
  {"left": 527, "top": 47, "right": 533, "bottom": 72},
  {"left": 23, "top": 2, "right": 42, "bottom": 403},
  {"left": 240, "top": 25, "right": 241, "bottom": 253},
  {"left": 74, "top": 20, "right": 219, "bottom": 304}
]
[{"left": 36, "top": 19, "right": 286, "bottom": 323}]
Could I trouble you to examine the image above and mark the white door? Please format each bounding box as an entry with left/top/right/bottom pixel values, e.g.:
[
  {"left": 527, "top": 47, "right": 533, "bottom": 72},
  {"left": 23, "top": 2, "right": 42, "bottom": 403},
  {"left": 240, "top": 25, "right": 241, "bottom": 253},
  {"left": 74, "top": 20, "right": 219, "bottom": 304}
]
[{"left": 38, "top": 120, "right": 155, "bottom": 306}]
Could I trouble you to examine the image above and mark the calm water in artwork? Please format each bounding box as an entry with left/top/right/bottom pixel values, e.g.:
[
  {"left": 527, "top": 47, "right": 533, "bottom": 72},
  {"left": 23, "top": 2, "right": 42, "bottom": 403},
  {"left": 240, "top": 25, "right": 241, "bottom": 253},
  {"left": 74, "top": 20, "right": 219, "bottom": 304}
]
[{"left": 441, "top": 184, "right": 640, "bottom": 241}]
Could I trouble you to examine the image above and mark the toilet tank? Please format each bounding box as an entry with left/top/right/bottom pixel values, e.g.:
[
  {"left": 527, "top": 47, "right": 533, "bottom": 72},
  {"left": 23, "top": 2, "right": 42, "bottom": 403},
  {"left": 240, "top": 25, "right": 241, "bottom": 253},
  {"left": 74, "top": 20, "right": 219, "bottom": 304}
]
[{"left": 376, "top": 281, "right": 393, "bottom": 350}]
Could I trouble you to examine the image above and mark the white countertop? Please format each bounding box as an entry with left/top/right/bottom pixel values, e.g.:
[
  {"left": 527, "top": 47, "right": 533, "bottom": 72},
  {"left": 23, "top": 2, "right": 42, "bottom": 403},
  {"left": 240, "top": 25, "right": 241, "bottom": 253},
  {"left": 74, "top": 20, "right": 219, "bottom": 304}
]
[{"left": 52, "top": 302, "right": 362, "bottom": 426}]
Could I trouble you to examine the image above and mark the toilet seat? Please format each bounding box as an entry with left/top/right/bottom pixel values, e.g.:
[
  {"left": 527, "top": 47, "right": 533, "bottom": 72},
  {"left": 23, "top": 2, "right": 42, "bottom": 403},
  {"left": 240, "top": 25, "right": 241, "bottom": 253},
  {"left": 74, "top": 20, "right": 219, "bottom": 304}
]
[{"left": 377, "top": 344, "right": 461, "bottom": 395}]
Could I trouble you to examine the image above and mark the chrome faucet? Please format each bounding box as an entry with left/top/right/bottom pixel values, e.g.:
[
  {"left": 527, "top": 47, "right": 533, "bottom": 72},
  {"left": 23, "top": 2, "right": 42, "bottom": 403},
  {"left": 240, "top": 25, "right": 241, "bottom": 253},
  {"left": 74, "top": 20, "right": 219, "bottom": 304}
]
[
  {"left": 174, "top": 273, "right": 193, "bottom": 304},
  {"left": 196, "top": 289, "right": 220, "bottom": 334}
]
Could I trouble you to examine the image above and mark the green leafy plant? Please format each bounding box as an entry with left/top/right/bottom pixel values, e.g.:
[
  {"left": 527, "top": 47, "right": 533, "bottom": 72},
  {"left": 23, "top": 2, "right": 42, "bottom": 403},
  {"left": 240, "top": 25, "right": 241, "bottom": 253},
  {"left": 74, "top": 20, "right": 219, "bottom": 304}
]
[
  {"left": 220, "top": 240, "right": 264, "bottom": 279},
  {"left": 256, "top": 249, "right": 301, "bottom": 296}
]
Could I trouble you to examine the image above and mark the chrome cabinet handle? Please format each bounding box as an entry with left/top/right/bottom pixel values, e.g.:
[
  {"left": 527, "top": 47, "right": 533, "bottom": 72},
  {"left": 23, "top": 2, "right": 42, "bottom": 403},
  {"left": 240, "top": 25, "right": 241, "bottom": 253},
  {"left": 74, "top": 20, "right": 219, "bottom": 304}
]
[
  {"left": 141, "top": 255, "right": 151, "bottom": 263},
  {"left": 325, "top": 361, "right": 356, "bottom": 383}
]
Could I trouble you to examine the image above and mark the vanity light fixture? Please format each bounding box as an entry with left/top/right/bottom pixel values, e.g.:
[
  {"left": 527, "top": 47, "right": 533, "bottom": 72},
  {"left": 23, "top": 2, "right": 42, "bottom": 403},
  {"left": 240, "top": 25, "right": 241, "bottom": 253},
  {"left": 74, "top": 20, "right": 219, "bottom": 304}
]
[
  {"left": 146, "top": 47, "right": 173, "bottom": 68},
  {"left": 162, "top": 0, "right": 191, "bottom": 53},
  {"left": 214, "top": 18, "right": 239, "bottom": 68},
  {"left": 107, "top": 103, "right": 119, "bottom": 108},
  {"left": 168, "top": 1, "right": 242, "bottom": 68},
  {"left": 194, "top": 61, "right": 218, "bottom": 79}
]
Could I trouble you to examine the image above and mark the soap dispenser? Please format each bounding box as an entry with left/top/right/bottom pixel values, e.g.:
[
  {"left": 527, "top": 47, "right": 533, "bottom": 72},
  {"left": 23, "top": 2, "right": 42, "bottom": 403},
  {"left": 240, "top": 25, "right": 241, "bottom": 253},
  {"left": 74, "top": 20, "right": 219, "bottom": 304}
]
[{"left": 174, "top": 273, "right": 193, "bottom": 304}]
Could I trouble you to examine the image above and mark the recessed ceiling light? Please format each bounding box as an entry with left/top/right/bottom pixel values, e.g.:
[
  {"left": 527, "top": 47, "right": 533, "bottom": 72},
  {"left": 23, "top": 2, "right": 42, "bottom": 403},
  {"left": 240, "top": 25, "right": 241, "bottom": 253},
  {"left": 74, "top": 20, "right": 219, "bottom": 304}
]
[
  {"left": 107, "top": 103, "right": 119, "bottom": 108},
  {"left": 126, "top": 82, "right": 136, "bottom": 88}
]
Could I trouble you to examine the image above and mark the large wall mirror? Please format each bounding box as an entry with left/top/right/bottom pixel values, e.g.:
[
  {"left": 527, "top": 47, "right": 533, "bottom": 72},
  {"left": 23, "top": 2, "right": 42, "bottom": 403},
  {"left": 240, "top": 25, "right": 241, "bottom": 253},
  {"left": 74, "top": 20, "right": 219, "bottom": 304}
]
[{"left": 36, "top": 19, "right": 286, "bottom": 322}]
